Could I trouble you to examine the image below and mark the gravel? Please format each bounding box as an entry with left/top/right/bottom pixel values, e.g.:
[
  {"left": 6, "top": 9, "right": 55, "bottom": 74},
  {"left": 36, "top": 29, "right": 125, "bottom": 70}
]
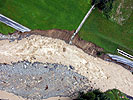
[
  {"left": 0, "top": 61, "right": 92, "bottom": 100},
  {"left": 0, "top": 32, "right": 31, "bottom": 42}
]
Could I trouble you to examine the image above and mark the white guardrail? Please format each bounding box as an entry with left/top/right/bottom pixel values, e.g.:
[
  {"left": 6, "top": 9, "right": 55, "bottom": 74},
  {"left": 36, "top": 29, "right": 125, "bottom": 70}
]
[
  {"left": 117, "top": 49, "right": 133, "bottom": 60},
  {"left": 0, "top": 14, "right": 31, "bottom": 32},
  {"left": 107, "top": 53, "right": 133, "bottom": 67}
]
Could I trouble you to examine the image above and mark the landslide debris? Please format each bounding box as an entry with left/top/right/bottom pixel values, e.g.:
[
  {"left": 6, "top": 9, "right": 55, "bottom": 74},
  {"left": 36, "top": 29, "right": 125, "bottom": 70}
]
[{"left": 0, "top": 34, "right": 133, "bottom": 97}]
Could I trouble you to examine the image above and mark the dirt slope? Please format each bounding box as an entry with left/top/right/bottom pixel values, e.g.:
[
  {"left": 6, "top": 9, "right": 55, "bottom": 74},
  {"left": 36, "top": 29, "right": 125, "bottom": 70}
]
[
  {"left": 5, "top": 29, "right": 132, "bottom": 71},
  {"left": 0, "top": 90, "right": 72, "bottom": 100},
  {"left": 11, "top": 29, "right": 104, "bottom": 57}
]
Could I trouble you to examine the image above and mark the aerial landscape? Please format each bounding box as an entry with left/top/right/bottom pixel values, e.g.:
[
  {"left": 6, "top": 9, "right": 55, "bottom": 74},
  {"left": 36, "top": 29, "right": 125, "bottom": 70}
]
[{"left": 0, "top": 0, "right": 133, "bottom": 100}]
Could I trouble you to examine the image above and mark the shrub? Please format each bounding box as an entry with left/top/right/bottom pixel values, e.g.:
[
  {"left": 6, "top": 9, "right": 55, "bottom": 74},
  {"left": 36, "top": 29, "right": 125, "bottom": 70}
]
[
  {"left": 74, "top": 89, "right": 129, "bottom": 100},
  {"left": 91, "top": 0, "right": 114, "bottom": 18}
]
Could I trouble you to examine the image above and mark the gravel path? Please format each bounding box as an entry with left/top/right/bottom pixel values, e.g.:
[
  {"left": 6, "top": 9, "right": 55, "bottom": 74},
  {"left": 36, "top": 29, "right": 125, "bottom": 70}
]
[{"left": 0, "top": 61, "right": 92, "bottom": 100}]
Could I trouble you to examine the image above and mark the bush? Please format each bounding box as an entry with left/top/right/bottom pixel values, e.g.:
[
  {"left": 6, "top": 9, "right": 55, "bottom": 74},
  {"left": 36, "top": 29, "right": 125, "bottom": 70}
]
[
  {"left": 91, "top": 0, "right": 114, "bottom": 18},
  {"left": 74, "top": 89, "right": 129, "bottom": 100}
]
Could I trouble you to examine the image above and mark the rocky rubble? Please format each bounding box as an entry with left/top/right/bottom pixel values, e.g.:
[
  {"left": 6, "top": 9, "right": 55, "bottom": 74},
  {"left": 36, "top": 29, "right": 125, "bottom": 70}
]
[{"left": 0, "top": 61, "right": 91, "bottom": 100}]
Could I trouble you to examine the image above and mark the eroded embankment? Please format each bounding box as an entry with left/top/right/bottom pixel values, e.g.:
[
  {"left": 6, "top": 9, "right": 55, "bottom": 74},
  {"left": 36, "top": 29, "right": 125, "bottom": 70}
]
[
  {"left": 4, "top": 29, "right": 104, "bottom": 57},
  {"left": 0, "top": 34, "right": 133, "bottom": 97}
]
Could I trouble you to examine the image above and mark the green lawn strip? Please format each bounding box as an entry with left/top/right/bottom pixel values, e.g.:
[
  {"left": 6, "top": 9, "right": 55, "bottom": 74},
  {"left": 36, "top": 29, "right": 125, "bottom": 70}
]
[
  {"left": 0, "top": 22, "right": 15, "bottom": 34},
  {"left": 121, "top": 12, "right": 133, "bottom": 50},
  {"left": 79, "top": 29, "right": 118, "bottom": 54}
]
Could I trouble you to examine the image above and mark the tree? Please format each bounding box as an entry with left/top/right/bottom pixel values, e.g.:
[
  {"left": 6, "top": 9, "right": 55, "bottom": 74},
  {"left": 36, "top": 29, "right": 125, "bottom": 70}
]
[{"left": 91, "top": 0, "right": 114, "bottom": 18}]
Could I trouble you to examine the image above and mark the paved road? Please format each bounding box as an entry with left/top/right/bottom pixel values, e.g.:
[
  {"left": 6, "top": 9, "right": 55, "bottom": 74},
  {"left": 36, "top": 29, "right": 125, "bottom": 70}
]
[{"left": 0, "top": 14, "right": 31, "bottom": 32}]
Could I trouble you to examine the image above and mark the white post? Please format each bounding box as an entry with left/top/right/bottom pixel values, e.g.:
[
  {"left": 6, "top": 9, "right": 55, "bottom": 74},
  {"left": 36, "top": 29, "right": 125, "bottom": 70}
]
[
  {"left": 69, "top": 5, "right": 95, "bottom": 44},
  {"left": 117, "top": 49, "right": 133, "bottom": 60}
]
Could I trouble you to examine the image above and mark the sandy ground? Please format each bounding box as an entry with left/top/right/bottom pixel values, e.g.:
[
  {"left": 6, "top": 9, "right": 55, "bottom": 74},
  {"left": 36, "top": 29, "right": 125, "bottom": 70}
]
[
  {"left": 0, "top": 35, "right": 133, "bottom": 99},
  {"left": 0, "top": 90, "right": 72, "bottom": 100}
]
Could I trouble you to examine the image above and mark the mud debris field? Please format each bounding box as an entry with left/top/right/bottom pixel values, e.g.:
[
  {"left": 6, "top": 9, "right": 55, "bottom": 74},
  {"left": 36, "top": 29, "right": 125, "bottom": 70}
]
[{"left": 0, "top": 30, "right": 133, "bottom": 100}]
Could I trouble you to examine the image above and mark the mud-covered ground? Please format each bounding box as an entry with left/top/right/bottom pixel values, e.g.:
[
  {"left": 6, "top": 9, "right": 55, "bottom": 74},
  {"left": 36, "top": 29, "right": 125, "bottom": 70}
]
[{"left": 0, "top": 61, "right": 92, "bottom": 100}]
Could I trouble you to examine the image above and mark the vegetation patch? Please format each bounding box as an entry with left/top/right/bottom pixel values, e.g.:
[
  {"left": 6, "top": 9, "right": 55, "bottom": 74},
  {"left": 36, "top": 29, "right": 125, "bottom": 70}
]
[
  {"left": 91, "top": 0, "right": 114, "bottom": 18},
  {"left": 75, "top": 89, "right": 129, "bottom": 100},
  {"left": 110, "top": 0, "right": 133, "bottom": 25}
]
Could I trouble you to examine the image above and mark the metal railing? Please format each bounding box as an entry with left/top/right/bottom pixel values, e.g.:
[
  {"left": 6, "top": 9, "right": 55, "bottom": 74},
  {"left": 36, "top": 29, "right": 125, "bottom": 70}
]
[
  {"left": 0, "top": 14, "right": 31, "bottom": 32},
  {"left": 117, "top": 49, "right": 133, "bottom": 60}
]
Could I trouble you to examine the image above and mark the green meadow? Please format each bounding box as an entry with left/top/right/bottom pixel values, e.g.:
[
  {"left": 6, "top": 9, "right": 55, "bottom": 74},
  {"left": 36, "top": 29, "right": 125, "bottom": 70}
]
[{"left": 0, "top": 0, "right": 132, "bottom": 54}]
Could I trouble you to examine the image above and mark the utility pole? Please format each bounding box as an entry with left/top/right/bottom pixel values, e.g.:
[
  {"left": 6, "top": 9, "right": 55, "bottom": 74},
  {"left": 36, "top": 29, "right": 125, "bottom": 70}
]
[{"left": 69, "top": 5, "right": 95, "bottom": 44}]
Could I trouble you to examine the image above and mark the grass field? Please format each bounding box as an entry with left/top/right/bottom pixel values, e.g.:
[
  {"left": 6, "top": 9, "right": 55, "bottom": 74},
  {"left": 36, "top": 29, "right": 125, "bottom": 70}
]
[
  {"left": 0, "top": 0, "right": 89, "bottom": 34},
  {"left": 79, "top": 6, "right": 133, "bottom": 54},
  {"left": 0, "top": 0, "right": 132, "bottom": 54}
]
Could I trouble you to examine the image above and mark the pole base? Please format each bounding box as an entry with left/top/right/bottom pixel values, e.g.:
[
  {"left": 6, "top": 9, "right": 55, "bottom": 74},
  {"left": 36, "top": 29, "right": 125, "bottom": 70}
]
[{"left": 69, "top": 40, "right": 72, "bottom": 45}]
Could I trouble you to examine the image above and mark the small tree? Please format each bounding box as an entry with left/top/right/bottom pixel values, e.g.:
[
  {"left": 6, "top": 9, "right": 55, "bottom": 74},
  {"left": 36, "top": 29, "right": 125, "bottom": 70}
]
[
  {"left": 91, "top": 0, "right": 114, "bottom": 18},
  {"left": 74, "top": 89, "right": 129, "bottom": 100}
]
